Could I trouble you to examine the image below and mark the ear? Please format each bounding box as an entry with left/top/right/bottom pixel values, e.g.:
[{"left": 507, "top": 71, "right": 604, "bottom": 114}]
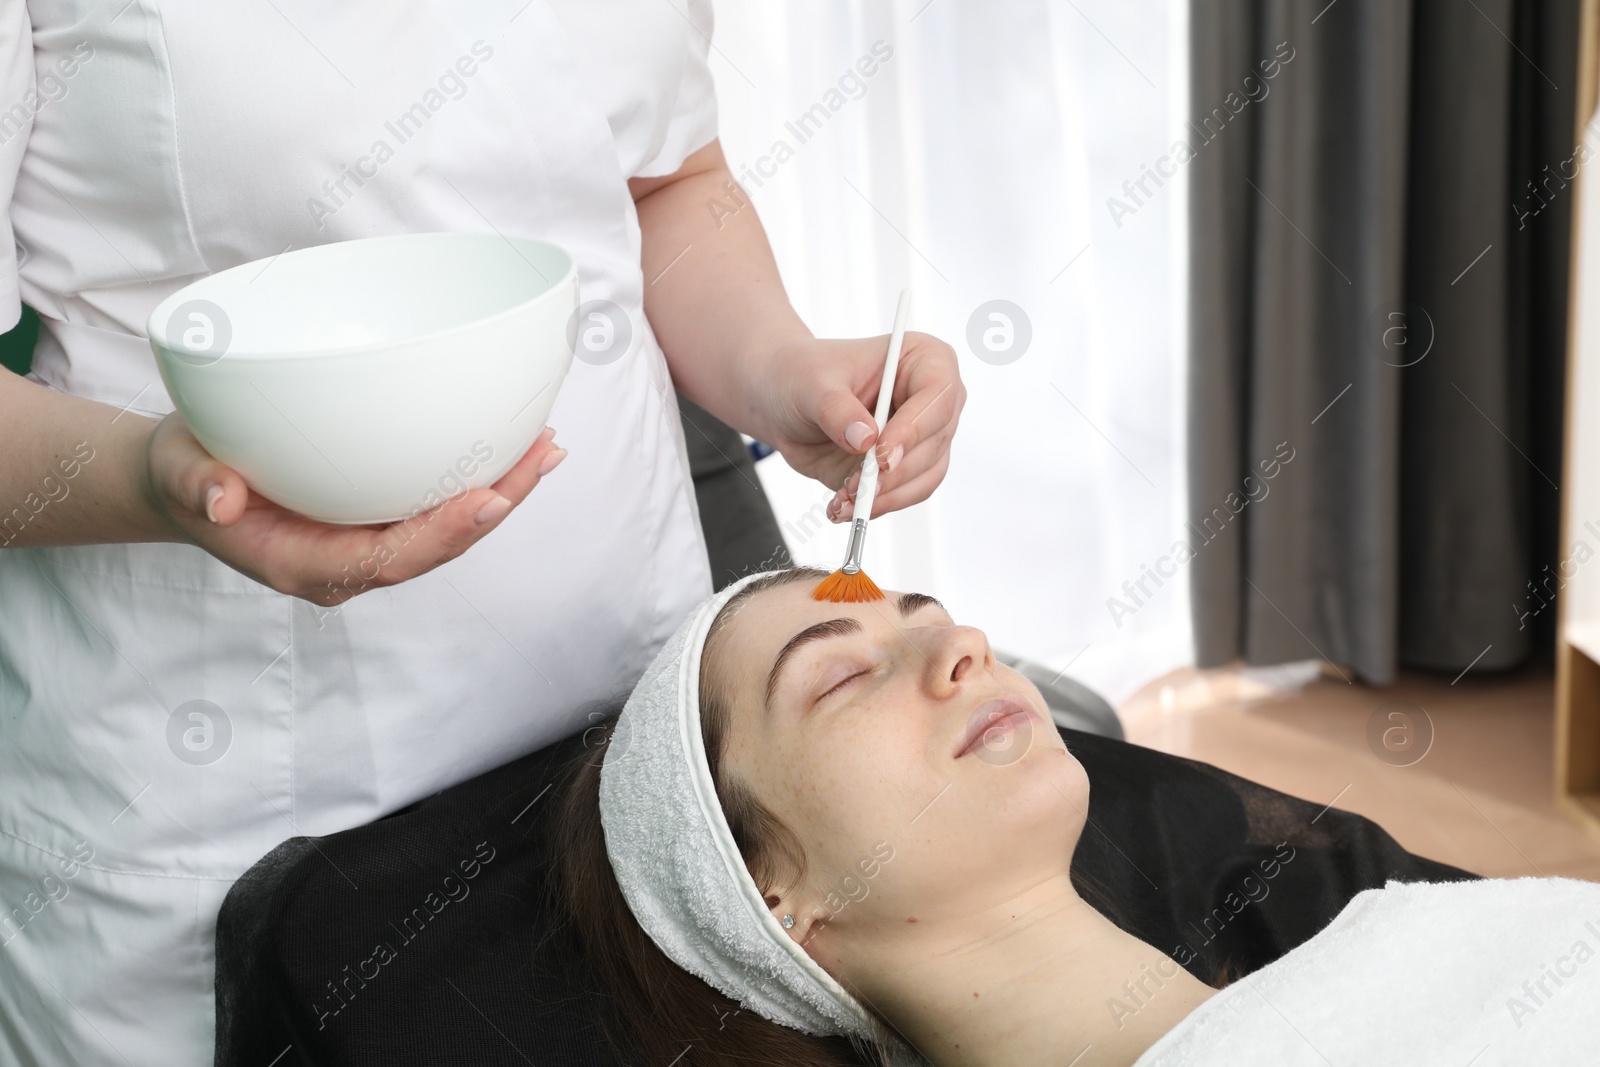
[{"left": 764, "top": 891, "right": 830, "bottom": 947}]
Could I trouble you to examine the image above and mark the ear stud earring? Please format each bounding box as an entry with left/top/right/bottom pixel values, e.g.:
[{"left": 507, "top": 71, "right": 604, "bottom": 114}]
[{"left": 781, "top": 914, "right": 796, "bottom": 929}]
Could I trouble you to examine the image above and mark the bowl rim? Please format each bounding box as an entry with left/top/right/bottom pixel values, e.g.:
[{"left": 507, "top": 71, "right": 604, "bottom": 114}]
[{"left": 145, "top": 231, "right": 578, "bottom": 362}]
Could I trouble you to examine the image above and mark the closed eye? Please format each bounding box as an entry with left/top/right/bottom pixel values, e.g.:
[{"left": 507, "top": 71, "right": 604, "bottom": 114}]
[{"left": 820, "top": 668, "right": 870, "bottom": 701}]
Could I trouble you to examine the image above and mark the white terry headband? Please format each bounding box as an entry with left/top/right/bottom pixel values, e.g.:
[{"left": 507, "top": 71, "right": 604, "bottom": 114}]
[{"left": 597, "top": 568, "right": 876, "bottom": 1039}]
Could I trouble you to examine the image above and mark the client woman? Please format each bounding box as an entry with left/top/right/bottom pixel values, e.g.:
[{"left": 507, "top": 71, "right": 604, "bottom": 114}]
[{"left": 555, "top": 568, "right": 1599, "bottom": 1066}]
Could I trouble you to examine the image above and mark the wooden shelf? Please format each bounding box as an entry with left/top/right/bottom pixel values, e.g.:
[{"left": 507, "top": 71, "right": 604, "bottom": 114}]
[
  {"left": 1557, "top": 639, "right": 1600, "bottom": 830},
  {"left": 1568, "top": 620, "right": 1600, "bottom": 667},
  {"left": 1558, "top": 0, "right": 1600, "bottom": 835}
]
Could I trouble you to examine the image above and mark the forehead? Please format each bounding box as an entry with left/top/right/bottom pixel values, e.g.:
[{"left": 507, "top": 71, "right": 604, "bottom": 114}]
[
  {"left": 713, "top": 579, "right": 945, "bottom": 674},
  {"left": 717, "top": 579, "right": 895, "bottom": 652}
]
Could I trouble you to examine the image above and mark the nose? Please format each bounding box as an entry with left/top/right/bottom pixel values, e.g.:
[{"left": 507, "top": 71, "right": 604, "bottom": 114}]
[{"left": 922, "top": 625, "right": 996, "bottom": 698}]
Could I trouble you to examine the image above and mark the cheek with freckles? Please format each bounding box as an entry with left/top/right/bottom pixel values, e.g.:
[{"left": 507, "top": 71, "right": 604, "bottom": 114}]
[
  {"left": 739, "top": 702, "right": 945, "bottom": 872},
  {"left": 796, "top": 699, "right": 945, "bottom": 810}
]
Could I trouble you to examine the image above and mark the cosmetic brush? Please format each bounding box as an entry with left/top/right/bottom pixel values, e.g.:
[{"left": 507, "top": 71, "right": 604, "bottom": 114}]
[{"left": 812, "top": 288, "right": 912, "bottom": 603}]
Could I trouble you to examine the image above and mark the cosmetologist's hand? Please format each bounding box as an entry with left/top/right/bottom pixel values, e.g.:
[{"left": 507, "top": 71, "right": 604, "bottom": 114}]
[
  {"left": 141, "top": 414, "right": 567, "bottom": 605},
  {"left": 759, "top": 331, "right": 965, "bottom": 522}
]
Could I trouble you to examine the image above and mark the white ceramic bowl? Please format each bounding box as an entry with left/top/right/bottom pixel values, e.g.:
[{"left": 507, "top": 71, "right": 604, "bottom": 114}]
[{"left": 147, "top": 232, "right": 579, "bottom": 524}]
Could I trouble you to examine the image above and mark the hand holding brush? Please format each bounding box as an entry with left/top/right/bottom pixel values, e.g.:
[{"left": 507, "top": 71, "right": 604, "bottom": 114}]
[{"left": 812, "top": 289, "right": 912, "bottom": 604}]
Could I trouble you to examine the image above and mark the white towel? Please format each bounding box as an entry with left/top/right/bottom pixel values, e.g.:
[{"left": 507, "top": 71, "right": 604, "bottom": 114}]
[
  {"left": 1135, "top": 876, "right": 1600, "bottom": 1066},
  {"left": 597, "top": 569, "right": 876, "bottom": 1039}
]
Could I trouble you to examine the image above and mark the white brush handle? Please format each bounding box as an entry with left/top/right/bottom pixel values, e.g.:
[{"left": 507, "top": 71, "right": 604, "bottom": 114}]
[{"left": 847, "top": 288, "right": 911, "bottom": 536}]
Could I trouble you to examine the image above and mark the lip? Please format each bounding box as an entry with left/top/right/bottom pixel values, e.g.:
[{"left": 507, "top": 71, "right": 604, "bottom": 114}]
[{"left": 953, "top": 697, "right": 1042, "bottom": 760}]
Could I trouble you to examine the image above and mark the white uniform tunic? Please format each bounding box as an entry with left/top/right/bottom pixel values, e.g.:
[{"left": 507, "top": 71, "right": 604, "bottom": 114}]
[{"left": 0, "top": 2, "right": 716, "bottom": 1063}]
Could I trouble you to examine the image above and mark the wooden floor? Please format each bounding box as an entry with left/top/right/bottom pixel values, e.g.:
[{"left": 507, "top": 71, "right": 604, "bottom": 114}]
[{"left": 1118, "top": 661, "right": 1600, "bottom": 881}]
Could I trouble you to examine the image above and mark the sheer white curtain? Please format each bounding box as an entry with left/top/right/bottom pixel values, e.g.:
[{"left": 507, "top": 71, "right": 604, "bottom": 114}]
[{"left": 705, "top": 0, "right": 1190, "bottom": 706}]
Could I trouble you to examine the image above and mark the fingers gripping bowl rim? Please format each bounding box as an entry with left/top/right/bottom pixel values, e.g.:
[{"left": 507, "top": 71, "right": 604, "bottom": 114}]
[{"left": 146, "top": 232, "right": 581, "bottom": 525}]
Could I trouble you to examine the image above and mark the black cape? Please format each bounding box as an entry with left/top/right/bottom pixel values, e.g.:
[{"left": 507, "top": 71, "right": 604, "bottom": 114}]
[{"left": 214, "top": 726, "right": 1474, "bottom": 1065}]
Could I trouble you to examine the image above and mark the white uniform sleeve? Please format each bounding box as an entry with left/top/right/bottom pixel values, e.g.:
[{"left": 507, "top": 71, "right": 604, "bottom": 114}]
[
  {"left": 632, "top": 0, "right": 719, "bottom": 178},
  {"left": 0, "top": 5, "right": 33, "bottom": 332}
]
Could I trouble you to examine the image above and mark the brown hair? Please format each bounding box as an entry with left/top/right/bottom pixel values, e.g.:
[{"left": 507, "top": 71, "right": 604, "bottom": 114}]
[{"left": 550, "top": 568, "right": 910, "bottom": 1066}]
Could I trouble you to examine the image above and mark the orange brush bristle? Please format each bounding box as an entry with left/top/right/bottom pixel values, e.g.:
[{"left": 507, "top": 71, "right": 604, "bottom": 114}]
[{"left": 811, "top": 568, "right": 885, "bottom": 603}]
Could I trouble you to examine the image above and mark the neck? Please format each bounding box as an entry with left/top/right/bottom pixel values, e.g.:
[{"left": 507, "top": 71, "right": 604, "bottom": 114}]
[{"left": 847, "top": 873, "right": 1214, "bottom": 1067}]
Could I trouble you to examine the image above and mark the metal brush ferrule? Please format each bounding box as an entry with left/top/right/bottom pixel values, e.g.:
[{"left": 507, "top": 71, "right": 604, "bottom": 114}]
[{"left": 840, "top": 517, "right": 869, "bottom": 574}]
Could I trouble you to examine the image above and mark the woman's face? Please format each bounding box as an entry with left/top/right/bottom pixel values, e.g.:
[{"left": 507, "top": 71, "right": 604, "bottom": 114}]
[{"left": 707, "top": 579, "right": 1090, "bottom": 974}]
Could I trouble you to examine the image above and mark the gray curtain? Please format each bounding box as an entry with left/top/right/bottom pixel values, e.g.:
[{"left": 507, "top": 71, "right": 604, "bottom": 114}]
[{"left": 1188, "top": 0, "right": 1578, "bottom": 684}]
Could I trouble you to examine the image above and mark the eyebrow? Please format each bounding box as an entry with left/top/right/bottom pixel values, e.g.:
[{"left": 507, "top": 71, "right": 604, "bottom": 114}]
[{"left": 762, "top": 591, "right": 946, "bottom": 711}]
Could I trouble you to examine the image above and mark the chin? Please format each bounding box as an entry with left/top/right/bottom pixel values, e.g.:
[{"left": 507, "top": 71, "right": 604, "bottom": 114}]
[
  {"left": 904, "top": 762, "right": 1087, "bottom": 910},
  {"left": 977, "top": 739, "right": 1090, "bottom": 839}
]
